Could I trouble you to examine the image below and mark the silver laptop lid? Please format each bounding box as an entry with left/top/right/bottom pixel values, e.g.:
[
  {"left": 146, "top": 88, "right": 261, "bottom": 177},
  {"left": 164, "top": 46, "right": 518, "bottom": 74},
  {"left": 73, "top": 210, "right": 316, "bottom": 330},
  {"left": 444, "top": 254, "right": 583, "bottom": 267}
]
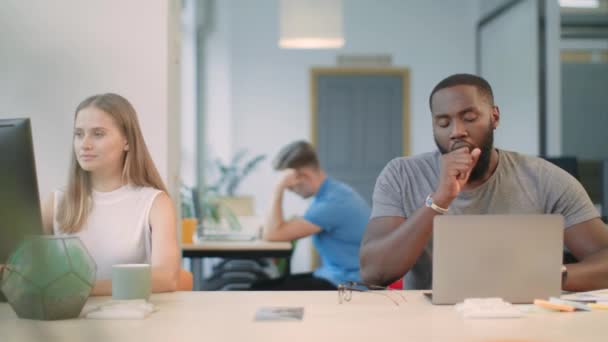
[{"left": 432, "top": 215, "right": 564, "bottom": 304}]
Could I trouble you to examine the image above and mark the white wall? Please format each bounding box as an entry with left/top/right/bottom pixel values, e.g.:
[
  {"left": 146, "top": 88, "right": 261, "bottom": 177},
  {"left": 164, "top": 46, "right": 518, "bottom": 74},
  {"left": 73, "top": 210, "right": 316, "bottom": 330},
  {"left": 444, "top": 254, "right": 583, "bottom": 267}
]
[
  {"left": 480, "top": 0, "right": 518, "bottom": 17},
  {"left": 181, "top": 0, "right": 199, "bottom": 187},
  {"left": 0, "top": 0, "right": 180, "bottom": 201},
  {"left": 204, "top": 0, "right": 478, "bottom": 271},
  {"left": 545, "top": 0, "right": 562, "bottom": 156},
  {"left": 480, "top": 0, "right": 540, "bottom": 156},
  {"left": 207, "top": 0, "right": 478, "bottom": 213},
  {"left": 479, "top": 0, "right": 562, "bottom": 156},
  {"left": 204, "top": 0, "right": 234, "bottom": 169},
  {"left": 199, "top": 0, "right": 562, "bottom": 272}
]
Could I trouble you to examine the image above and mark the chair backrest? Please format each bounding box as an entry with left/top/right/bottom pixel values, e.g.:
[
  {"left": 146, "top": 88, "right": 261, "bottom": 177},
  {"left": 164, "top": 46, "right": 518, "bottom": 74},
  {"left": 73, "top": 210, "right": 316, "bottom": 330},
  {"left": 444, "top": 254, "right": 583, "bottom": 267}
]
[
  {"left": 178, "top": 269, "right": 194, "bottom": 291},
  {"left": 388, "top": 278, "right": 403, "bottom": 290},
  {"left": 543, "top": 156, "right": 579, "bottom": 180}
]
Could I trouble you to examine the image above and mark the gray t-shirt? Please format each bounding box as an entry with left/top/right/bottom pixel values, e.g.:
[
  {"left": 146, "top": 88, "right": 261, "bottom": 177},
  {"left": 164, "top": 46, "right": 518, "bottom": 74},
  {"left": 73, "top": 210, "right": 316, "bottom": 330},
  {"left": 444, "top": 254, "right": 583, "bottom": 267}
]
[{"left": 371, "top": 149, "right": 600, "bottom": 289}]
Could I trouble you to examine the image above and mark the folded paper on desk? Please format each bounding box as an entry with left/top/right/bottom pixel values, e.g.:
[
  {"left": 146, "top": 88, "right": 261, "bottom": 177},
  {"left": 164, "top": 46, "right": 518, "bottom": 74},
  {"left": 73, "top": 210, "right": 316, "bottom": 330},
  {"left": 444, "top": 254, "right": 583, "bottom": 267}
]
[
  {"left": 455, "top": 298, "right": 522, "bottom": 319},
  {"left": 561, "top": 288, "right": 608, "bottom": 302},
  {"left": 85, "top": 300, "right": 157, "bottom": 320},
  {"left": 254, "top": 307, "right": 304, "bottom": 321}
]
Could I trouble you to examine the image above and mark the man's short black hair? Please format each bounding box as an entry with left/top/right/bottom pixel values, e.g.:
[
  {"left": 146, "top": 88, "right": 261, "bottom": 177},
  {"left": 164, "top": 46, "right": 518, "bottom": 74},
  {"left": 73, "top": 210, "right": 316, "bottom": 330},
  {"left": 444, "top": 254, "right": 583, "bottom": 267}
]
[
  {"left": 429, "top": 73, "right": 494, "bottom": 110},
  {"left": 273, "top": 140, "right": 320, "bottom": 170}
]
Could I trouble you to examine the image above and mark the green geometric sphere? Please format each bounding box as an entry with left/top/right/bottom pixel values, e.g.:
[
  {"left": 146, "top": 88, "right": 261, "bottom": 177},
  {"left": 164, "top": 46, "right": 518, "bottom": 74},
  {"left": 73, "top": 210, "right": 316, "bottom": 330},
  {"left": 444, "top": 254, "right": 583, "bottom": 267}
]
[{"left": 0, "top": 236, "right": 96, "bottom": 320}]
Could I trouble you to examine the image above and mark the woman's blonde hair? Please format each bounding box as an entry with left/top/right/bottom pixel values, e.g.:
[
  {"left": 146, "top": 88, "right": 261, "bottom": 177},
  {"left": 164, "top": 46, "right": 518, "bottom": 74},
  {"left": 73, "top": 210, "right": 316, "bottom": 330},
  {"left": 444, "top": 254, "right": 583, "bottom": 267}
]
[{"left": 57, "top": 93, "right": 167, "bottom": 233}]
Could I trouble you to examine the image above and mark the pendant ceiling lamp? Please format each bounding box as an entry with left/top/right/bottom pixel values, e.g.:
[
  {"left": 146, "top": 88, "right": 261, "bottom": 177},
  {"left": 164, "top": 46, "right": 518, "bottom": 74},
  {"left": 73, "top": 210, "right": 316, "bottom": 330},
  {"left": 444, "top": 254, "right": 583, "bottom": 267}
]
[
  {"left": 559, "top": 0, "right": 599, "bottom": 8},
  {"left": 279, "top": 0, "right": 344, "bottom": 49}
]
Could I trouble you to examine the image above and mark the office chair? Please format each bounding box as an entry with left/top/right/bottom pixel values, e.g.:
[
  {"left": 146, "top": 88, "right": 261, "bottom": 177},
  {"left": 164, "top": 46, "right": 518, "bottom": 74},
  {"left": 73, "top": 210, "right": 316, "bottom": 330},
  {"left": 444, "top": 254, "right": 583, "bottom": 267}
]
[
  {"left": 543, "top": 156, "right": 580, "bottom": 180},
  {"left": 178, "top": 269, "right": 194, "bottom": 291}
]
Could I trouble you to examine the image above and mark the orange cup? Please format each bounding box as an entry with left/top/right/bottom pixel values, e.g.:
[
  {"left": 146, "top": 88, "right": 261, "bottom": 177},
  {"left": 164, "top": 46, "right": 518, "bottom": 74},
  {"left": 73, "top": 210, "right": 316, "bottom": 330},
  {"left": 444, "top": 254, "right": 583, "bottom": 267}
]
[{"left": 181, "top": 218, "right": 198, "bottom": 244}]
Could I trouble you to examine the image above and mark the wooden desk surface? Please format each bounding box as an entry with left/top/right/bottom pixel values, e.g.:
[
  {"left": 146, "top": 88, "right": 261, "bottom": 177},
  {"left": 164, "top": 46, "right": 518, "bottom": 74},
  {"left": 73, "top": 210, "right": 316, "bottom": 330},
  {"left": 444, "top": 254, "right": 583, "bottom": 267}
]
[{"left": 1, "top": 291, "right": 606, "bottom": 342}]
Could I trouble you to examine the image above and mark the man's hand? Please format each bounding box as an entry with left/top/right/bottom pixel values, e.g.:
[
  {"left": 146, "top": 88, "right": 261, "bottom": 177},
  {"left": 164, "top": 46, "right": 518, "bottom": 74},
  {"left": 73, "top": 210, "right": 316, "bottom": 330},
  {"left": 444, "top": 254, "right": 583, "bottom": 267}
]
[
  {"left": 264, "top": 168, "right": 322, "bottom": 242},
  {"left": 434, "top": 147, "right": 481, "bottom": 207},
  {"left": 276, "top": 169, "right": 298, "bottom": 190}
]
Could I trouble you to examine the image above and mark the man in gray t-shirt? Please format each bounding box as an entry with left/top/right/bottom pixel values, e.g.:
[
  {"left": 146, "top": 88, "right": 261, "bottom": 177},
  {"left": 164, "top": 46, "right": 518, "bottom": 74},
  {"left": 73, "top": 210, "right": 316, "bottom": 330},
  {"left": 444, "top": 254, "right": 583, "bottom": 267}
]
[{"left": 360, "top": 73, "right": 608, "bottom": 292}]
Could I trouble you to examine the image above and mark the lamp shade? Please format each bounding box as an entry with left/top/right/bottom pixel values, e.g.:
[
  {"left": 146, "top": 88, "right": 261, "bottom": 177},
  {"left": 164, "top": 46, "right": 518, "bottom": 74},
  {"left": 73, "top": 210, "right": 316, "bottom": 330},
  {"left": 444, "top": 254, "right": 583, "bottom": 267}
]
[
  {"left": 0, "top": 236, "right": 96, "bottom": 320},
  {"left": 279, "top": 0, "right": 344, "bottom": 49}
]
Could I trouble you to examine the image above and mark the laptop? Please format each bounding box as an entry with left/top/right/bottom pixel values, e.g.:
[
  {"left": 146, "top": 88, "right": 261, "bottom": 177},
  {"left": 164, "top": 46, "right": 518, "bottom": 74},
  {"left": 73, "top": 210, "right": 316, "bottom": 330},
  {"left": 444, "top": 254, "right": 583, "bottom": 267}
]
[
  {"left": 429, "top": 214, "right": 564, "bottom": 304},
  {"left": 200, "top": 233, "right": 257, "bottom": 242}
]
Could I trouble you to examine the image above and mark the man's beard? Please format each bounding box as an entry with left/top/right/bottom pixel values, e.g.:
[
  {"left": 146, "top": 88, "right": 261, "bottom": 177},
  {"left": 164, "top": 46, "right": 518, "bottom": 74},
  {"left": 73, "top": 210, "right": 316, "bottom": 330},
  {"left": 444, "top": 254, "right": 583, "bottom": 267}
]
[{"left": 435, "top": 127, "right": 494, "bottom": 183}]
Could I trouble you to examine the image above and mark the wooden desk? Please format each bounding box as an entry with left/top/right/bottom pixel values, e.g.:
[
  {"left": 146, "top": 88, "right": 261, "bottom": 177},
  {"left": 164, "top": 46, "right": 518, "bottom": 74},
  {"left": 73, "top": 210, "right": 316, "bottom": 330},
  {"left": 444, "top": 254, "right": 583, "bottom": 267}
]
[
  {"left": 1, "top": 291, "right": 606, "bottom": 342},
  {"left": 182, "top": 240, "right": 292, "bottom": 290}
]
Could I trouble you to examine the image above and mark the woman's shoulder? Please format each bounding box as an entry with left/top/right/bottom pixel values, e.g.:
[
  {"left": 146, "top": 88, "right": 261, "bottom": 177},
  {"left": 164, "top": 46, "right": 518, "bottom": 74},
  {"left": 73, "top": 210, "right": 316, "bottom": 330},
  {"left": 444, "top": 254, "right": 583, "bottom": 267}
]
[
  {"left": 131, "top": 185, "right": 162, "bottom": 194},
  {"left": 127, "top": 184, "right": 163, "bottom": 200}
]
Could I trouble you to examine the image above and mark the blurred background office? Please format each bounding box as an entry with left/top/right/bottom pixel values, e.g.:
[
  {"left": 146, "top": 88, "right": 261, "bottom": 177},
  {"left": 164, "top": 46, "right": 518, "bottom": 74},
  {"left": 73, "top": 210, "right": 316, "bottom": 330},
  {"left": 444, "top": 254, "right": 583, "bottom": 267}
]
[{"left": 1, "top": 0, "right": 607, "bottom": 280}]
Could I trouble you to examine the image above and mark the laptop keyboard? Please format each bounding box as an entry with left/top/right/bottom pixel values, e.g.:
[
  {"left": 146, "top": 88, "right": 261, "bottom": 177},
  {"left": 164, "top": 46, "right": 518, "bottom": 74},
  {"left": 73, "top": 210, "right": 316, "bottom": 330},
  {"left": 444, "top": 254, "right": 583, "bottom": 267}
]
[{"left": 200, "top": 233, "right": 256, "bottom": 242}]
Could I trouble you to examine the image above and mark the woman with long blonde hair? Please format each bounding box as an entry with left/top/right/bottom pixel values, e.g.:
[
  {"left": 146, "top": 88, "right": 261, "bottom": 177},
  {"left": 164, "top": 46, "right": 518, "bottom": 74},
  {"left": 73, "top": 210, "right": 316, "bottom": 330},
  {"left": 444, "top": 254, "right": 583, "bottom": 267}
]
[{"left": 41, "top": 93, "right": 179, "bottom": 295}]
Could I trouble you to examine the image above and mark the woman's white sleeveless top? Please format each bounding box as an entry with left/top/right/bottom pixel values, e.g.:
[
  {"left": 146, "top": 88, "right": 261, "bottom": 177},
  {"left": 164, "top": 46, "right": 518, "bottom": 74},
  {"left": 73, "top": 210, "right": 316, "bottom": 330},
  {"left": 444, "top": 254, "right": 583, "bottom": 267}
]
[{"left": 53, "top": 185, "right": 162, "bottom": 280}]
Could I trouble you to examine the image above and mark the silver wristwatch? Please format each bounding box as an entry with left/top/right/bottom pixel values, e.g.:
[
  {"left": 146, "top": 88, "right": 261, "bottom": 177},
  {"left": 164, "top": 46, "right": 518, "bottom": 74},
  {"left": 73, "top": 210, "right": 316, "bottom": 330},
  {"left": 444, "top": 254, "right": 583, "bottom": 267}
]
[{"left": 425, "top": 194, "right": 449, "bottom": 214}]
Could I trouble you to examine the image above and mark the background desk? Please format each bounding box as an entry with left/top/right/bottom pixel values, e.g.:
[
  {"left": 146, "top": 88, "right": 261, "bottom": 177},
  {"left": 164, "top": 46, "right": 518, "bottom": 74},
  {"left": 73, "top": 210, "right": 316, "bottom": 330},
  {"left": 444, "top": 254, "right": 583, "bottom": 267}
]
[
  {"left": 1, "top": 291, "right": 606, "bottom": 342},
  {"left": 182, "top": 240, "right": 293, "bottom": 290}
]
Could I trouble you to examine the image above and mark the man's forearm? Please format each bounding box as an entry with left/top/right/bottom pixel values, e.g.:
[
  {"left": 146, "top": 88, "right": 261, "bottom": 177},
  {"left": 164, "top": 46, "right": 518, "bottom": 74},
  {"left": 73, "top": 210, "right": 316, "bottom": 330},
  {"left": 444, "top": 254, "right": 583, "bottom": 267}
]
[
  {"left": 361, "top": 206, "right": 440, "bottom": 285},
  {"left": 263, "top": 187, "right": 286, "bottom": 239},
  {"left": 564, "top": 248, "right": 608, "bottom": 292}
]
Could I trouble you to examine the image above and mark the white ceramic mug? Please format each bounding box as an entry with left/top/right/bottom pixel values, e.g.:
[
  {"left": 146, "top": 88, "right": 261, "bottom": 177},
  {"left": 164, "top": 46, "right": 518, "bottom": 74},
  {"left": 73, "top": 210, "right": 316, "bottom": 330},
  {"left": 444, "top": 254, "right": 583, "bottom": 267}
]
[{"left": 111, "top": 264, "right": 151, "bottom": 300}]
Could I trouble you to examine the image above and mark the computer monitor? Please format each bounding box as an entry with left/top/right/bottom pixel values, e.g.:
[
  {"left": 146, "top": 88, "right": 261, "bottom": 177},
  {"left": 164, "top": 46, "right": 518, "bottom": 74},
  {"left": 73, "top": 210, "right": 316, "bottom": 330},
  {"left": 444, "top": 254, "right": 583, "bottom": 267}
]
[{"left": 0, "top": 118, "right": 44, "bottom": 302}]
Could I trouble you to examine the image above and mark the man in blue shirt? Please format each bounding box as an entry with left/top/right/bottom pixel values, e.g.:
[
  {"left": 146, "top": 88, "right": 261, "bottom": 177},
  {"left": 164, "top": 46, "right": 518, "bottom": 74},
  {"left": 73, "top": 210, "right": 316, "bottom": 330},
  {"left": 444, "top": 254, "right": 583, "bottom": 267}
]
[{"left": 258, "top": 140, "right": 371, "bottom": 290}]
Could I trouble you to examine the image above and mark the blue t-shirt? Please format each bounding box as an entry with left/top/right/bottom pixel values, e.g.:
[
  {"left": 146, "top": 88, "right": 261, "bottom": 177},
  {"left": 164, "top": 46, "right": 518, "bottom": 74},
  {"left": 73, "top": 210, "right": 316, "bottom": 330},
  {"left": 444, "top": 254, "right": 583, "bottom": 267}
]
[{"left": 303, "top": 177, "right": 371, "bottom": 286}]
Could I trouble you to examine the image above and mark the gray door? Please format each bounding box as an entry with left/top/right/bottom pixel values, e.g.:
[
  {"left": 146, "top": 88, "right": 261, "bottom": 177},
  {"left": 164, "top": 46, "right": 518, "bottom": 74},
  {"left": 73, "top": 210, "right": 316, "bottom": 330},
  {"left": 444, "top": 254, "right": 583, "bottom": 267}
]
[
  {"left": 562, "top": 63, "right": 608, "bottom": 160},
  {"left": 314, "top": 71, "right": 407, "bottom": 204}
]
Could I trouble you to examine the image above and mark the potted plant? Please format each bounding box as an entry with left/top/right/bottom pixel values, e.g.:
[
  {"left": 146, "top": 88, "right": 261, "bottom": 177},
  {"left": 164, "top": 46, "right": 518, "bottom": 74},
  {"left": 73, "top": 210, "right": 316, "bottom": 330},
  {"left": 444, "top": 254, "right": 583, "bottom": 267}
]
[
  {"left": 207, "top": 150, "right": 266, "bottom": 217},
  {"left": 180, "top": 150, "right": 265, "bottom": 239}
]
